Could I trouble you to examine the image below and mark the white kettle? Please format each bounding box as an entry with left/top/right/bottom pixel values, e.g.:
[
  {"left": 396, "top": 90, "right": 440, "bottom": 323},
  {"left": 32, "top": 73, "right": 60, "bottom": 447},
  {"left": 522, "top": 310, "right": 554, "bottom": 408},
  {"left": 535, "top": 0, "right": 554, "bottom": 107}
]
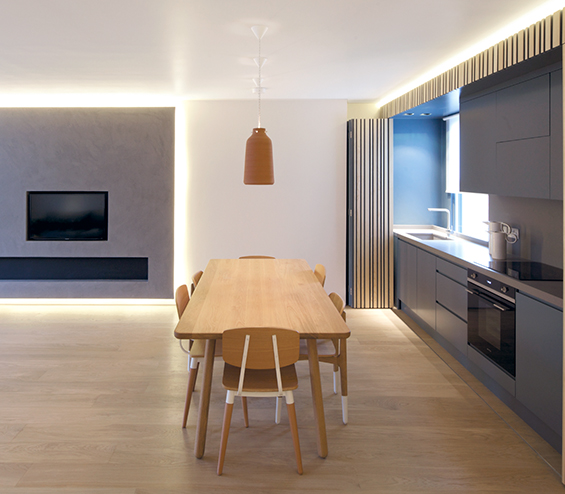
[{"left": 483, "top": 221, "right": 516, "bottom": 259}]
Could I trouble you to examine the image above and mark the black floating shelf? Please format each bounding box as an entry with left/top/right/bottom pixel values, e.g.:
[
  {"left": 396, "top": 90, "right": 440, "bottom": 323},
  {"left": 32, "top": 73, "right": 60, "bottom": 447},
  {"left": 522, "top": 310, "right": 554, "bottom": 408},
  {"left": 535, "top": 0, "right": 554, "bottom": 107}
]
[{"left": 0, "top": 257, "right": 148, "bottom": 281}]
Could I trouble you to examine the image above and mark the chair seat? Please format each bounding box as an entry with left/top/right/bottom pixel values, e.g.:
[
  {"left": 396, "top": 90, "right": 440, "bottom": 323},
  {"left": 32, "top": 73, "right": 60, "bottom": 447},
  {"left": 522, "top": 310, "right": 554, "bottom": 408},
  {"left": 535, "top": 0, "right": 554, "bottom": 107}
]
[
  {"left": 222, "top": 363, "right": 298, "bottom": 392},
  {"left": 189, "top": 339, "right": 223, "bottom": 359},
  {"left": 298, "top": 338, "right": 337, "bottom": 358}
]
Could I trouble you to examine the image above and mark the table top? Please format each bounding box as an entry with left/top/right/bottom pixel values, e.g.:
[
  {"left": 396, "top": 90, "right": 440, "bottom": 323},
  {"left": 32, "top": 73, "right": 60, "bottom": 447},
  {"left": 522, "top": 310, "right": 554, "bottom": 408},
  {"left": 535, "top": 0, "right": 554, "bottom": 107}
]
[{"left": 174, "top": 258, "right": 350, "bottom": 340}]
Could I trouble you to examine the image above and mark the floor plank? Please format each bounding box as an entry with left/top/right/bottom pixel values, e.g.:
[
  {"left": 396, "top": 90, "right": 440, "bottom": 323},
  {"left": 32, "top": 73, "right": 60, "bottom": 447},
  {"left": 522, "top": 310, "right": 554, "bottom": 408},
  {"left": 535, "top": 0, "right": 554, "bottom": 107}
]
[{"left": 0, "top": 304, "right": 562, "bottom": 492}]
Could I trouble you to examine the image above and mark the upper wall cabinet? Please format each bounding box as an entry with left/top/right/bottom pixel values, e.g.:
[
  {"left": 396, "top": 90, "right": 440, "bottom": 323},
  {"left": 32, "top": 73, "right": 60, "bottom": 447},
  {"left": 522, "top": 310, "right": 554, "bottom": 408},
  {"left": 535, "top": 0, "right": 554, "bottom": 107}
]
[{"left": 460, "top": 65, "right": 562, "bottom": 200}]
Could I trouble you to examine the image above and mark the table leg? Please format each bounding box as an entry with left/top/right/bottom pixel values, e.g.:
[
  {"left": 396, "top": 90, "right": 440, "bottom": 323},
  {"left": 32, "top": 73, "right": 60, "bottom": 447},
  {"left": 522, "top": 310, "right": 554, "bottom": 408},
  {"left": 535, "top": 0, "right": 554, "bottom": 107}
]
[
  {"left": 307, "top": 339, "right": 328, "bottom": 458},
  {"left": 195, "top": 339, "right": 216, "bottom": 459}
]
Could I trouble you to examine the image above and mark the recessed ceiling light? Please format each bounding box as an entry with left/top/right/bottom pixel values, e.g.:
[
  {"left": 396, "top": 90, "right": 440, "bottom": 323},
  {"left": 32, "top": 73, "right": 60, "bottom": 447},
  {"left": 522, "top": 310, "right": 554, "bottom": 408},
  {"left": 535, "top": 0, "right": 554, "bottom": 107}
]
[
  {"left": 420, "top": 112, "right": 431, "bottom": 116},
  {"left": 404, "top": 112, "right": 414, "bottom": 116}
]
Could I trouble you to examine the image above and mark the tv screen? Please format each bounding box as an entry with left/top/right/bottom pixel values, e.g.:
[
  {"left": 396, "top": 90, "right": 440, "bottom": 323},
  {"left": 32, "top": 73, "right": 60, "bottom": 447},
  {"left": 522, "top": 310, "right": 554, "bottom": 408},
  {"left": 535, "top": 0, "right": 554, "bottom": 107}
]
[{"left": 27, "top": 191, "right": 108, "bottom": 241}]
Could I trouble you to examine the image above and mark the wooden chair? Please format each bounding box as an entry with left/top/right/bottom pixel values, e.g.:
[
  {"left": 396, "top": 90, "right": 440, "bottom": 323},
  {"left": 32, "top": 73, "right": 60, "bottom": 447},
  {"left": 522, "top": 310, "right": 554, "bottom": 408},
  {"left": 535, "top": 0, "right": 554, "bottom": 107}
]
[
  {"left": 190, "top": 270, "right": 203, "bottom": 295},
  {"left": 176, "top": 282, "right": 222, "bottom": 428},
  {"left": 239, "top": 256, "right": 275, "bottom": 259},
  {"left": 314, "top": 263, "right": 326, "bottom": 287},
  {"left": 298, "top": 292, "right": 348, "bottom": 424},
  {"left": 217, "top": 327, "right": 303, "bottom": 475}
]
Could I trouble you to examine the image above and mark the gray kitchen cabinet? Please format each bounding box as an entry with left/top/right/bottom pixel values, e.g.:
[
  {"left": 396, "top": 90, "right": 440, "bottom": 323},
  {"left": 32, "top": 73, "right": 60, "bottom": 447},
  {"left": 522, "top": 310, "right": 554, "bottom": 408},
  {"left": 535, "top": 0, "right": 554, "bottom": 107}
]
[
  {"left": 550, "top": 69, "right": 563, "bottom": 200},
  {"left": 395, "top": 238, "right": 436, "bottom": 333},
  {"left": 436, "top": 272, "right": 467, "bottom": 322},
  {"left": 515, "top": 292, "right": 563, "bottom": 438},
  {"left": 495, "top": 74, "right": 549, "bottom": 142},
  {"left": 460, "top": 66, "right": 562, "bottom": 199},
  {"left": 436, "top": 302, "right": 468, "bottom": 355},
  {"left": 435, "top": 261, "right": 468, "bottom": 356},
  {"left": 460, "top": 92, "right": 497, "bottom": 194},
  {"left": 495, "top": 137, "right": 550, "bottom": 198},
  {"left": 416, "top": 248, "right": 436, "bottom": 330},
  {"left": 396, "top": 239, "right": 417, "bottom": 310}
]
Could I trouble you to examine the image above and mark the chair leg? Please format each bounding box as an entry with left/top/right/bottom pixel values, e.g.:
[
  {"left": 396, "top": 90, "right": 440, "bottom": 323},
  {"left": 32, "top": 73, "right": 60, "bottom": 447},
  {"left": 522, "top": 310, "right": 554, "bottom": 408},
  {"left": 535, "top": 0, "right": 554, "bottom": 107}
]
[
  {"left": 182, "top": 359, "right": 200, "bottom": 428},
  {"left": 341, "top": 396, "right": 348, "bottom": 425},
  {"left": 285, "top": 394, "right": 303, "bottom": 475},
  {"left": 333, "top": 368, "right": 339, "bottom": 395},
  {"left": 241, "top": 396, "right": 249, "bottom": 428},
  {"left": 339, "top": 338, "right": 348, "bottom": 425},
  {"left": 275, "top": 396, "right": 282, "bottom": 424},
  {"left": 217, "top": 391, "right": 235, "bottom": 476}
]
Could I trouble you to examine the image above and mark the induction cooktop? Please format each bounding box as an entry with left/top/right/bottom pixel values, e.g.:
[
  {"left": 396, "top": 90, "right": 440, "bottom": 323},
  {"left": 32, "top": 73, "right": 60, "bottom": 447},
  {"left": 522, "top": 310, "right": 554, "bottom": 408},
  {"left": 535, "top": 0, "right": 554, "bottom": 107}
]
[{"left": 478, "top": 260, "right": 563, "bottom": 281}]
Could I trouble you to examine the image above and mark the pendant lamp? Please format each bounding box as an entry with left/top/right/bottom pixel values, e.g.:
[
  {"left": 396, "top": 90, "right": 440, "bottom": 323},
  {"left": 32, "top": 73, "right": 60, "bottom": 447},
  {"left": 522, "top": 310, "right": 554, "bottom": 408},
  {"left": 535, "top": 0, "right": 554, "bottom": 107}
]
[{"left": 244, "top": 25, "right": 274, "bottom": 185}]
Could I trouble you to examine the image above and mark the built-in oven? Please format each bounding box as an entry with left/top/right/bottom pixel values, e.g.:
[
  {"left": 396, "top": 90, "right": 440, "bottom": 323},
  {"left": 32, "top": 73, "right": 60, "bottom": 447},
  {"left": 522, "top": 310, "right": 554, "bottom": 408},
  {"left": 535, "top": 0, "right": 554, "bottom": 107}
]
[{"left": 467, "top": 269, "right": 516, "bottom": 378}]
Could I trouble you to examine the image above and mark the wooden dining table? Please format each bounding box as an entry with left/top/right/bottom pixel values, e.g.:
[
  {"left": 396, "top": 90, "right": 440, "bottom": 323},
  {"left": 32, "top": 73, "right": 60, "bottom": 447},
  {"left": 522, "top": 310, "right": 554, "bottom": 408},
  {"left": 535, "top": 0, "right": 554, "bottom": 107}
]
[{"left": 174, "top": 258, "right": 350, "bottom": 459}]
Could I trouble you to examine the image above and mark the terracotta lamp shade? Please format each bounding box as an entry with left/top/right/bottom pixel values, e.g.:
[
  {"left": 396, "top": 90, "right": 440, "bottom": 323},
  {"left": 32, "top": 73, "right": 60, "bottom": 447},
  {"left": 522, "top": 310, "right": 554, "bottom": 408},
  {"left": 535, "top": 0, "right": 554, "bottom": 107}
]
[{"left": 244, "top": 128, "right": 274, "bottom": 185}]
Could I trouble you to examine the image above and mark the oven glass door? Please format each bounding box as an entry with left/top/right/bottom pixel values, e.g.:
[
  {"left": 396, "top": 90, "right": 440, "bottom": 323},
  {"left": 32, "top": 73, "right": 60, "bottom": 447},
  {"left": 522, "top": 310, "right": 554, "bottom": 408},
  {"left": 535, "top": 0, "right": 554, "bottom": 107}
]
[{"left": 467, "top": 284, "right": 516, "bottom": 377}]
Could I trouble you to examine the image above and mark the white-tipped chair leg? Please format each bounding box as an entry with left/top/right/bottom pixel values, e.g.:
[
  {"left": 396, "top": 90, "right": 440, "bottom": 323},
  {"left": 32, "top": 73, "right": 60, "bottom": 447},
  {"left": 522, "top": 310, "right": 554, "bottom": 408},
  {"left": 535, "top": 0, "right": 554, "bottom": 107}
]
[
  {"left": 333, "top": 370, "right": 340, "bottom": 394},
  {"left": 275, "top": 396, "right": 282, "bottom": 424},
  {"left": 341, "top": 395, "right": 348, "bottom": 424}
]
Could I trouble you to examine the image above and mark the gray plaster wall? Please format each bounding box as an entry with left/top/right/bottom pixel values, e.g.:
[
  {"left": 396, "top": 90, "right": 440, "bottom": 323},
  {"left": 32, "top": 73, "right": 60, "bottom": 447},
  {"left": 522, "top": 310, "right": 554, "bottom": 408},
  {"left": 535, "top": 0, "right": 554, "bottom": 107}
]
[{"left": 0, "top": 108, "right": 174, "bottom": 298}]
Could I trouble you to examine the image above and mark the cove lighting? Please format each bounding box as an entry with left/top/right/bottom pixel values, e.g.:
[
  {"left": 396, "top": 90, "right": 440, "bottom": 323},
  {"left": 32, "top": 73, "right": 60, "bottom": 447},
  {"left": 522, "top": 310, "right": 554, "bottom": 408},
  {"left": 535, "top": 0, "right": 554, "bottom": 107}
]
[
  {"left": 0, "top": 93, "right": 180, "bottom": 108},
  {"left": 0, "top": 299, "right": 175, "bottom": 306},
  {"left": 376, "top": 0, "right": 565, "bottom": 109}
]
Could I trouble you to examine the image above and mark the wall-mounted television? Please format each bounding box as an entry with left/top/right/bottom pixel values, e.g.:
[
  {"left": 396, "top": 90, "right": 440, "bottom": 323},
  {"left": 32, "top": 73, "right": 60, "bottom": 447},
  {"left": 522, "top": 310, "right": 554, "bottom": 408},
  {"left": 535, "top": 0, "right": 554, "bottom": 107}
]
[{"left": 27, "top": 191, "right": 108, "bottom": 241}]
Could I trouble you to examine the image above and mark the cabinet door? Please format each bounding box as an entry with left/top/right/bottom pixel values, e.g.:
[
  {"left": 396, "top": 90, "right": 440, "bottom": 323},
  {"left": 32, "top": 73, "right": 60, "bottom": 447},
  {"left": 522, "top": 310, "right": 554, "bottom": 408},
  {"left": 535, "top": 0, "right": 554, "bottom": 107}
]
[
  {"left": 495, "top": 137, "right": 550, "bottom": 198},
  {"left": 397, "top": 240, "right": 417, "bottom": 310},
  {"left": 515, "top": 292, "right": 563, "bottom": 436},
  {"left": 550, "top": 69, "right": 563, "bottom": 200},
  {"left": 416, "top": 248, "right": 436, "bottom": 330},
  {"left": 496, "top": 74, "right": 550, "bottom": 142},
  {"left": 460, "top": 93, "right": 497, "bottom": 193}
]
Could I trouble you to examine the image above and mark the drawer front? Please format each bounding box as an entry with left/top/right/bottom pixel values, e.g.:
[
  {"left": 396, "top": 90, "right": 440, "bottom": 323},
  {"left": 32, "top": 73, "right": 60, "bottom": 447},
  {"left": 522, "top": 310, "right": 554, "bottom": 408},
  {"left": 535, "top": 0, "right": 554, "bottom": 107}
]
[
  {"left": 436, "top": 258, "right": 467, "bottom": 285},
  {"left": 436, "top": 302, "right": 468, "bottom": 355},
  {"left": 436, "top": 273, "right": 468, "bottom": 321}
]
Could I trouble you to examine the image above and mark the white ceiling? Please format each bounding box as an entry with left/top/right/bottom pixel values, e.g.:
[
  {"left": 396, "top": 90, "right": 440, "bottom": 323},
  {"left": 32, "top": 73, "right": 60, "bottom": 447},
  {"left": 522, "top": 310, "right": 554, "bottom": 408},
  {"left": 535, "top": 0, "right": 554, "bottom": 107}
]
[{"left": 0, "top": 0, "right": 558, "bottom": 102}]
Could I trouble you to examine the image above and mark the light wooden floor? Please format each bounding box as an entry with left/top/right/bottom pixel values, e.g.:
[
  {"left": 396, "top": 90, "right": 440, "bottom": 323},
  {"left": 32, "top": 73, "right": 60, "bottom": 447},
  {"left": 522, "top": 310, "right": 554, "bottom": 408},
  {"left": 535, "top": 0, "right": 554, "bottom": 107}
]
[{"left": 0, "top": 304, "right": 563, "bottom": 493}]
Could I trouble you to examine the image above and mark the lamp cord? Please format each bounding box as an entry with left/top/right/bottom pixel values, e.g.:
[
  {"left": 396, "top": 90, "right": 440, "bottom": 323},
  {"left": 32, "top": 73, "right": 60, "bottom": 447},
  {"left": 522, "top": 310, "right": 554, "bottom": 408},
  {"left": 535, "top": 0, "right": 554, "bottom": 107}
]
[{"left": 257, "top": 35, "right": 262, "bottom": 129}]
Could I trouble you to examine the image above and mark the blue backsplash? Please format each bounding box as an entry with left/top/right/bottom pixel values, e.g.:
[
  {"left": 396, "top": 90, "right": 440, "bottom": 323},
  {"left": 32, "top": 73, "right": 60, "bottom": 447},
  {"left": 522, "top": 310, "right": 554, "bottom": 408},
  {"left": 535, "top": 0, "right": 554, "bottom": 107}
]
[{"left": 393, "top": 118, "right": 450, "bottom": 226}]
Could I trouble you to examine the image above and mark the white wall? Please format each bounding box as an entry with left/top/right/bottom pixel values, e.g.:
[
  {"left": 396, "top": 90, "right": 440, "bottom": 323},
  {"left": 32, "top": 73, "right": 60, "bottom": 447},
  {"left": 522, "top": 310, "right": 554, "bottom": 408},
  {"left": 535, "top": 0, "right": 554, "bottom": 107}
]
[{"left": 182, "top": 99, "right": 347, "bottom": 299}]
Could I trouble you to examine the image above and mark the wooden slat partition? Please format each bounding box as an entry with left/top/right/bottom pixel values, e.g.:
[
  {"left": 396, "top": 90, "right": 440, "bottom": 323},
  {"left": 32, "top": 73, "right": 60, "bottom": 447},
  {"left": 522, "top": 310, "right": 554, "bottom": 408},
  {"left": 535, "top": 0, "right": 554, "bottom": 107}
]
[
  {"left": 348, "top": 119, "right": 393, "bottom": 309},
  {"left": 378, "top": 8, "right": 565, "bottom": 118}
]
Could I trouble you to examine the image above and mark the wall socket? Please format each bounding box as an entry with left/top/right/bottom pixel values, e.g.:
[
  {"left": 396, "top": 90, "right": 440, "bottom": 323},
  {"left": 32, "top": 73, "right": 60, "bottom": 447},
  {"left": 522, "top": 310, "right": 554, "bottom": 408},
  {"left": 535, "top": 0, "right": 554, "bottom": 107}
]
[{"left": 511, "top": 228, "right": 520, "bottom": 239}]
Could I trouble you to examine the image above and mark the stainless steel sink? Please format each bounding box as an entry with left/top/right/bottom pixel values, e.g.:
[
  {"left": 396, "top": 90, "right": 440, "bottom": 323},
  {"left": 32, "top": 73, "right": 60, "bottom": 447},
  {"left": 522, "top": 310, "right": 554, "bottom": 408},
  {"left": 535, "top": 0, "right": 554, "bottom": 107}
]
[{"left": 408, "top": 232, "right": 453, "bottom": 241}]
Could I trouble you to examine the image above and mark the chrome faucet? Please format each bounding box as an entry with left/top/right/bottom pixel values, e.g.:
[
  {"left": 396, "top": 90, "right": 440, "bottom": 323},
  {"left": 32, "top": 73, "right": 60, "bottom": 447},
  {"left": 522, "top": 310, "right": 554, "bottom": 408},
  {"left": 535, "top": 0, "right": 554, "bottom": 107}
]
[{"left": 428, "top": 208, "right": 451, "bottom": 235}]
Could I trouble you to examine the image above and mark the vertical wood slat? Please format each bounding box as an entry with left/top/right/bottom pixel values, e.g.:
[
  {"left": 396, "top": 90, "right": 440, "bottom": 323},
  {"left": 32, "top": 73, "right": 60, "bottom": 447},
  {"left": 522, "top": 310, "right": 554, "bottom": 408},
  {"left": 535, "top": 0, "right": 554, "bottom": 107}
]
[
  {"left": 377, "top": 8, "right": 564, "bottom": 119},
  {"left": 349, "top": 119, "right": 393, "bottom": 309}
]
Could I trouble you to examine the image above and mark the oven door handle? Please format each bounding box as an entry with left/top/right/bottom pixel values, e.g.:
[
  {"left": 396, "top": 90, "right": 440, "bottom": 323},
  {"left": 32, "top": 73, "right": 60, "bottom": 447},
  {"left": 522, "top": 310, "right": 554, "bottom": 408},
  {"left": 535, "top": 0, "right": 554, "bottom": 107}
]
[{"left": 467, "top": 287, "right": 512, "bottom": 311}]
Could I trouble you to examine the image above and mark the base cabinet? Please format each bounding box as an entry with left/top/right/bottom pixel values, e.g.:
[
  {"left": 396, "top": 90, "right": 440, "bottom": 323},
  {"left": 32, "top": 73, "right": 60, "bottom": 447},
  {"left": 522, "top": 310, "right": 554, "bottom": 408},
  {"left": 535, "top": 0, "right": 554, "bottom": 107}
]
[
  {"left": 515, "top": 292, "right": 563, "bottom": 438},
  {"left": 416, "top": 249, "right": 436, "bottom": 330},
  {"left": 394, "top": 235, "right": 563, "bottom": 451},
  {"left": 436, "top": 302, "right": 467, "bottom": 355}
]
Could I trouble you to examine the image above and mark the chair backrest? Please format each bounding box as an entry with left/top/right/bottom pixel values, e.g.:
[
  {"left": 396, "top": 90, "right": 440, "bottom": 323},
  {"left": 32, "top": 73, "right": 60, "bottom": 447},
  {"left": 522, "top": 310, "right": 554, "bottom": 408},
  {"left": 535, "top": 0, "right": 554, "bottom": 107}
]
[
  {"left": 191, "top": 270, "right": 203, "bottom": 295},
  {"left": 175, "top": 284, "right": 190, "bottom": 319},
  {"left": 328, "top": 292, "right": 346, "bottom": 321},
  {"left": 222, "top": 328, "right": 299, "bottom": 369},
  {"left": 314, "top": 264, "right": 326, "bottom": 287},
  {"left": 239, "top": 256, "right": 275, "bottom": 259}
]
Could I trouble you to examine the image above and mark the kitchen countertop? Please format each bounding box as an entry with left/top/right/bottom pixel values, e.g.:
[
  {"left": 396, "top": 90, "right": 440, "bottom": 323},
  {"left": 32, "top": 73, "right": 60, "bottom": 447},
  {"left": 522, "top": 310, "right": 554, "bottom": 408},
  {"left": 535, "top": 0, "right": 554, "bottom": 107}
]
[{"left": 394, "top": 226, "right": 563, "bottom": 310}]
